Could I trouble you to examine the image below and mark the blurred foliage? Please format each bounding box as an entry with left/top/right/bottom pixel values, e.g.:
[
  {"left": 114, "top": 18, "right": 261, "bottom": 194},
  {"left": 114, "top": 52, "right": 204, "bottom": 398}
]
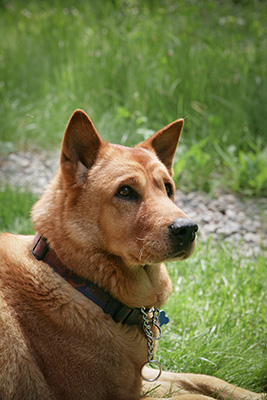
[{"left": 0, "top": 0, "right": 266, "bottom": 195}]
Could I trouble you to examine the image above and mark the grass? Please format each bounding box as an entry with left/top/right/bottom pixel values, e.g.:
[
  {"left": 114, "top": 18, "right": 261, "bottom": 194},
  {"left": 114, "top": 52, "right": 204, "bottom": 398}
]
[
  {"left": 0, "top": 186, "right": 36, "bottom": 235},
  {"left": 0, "top": 186, "right": 266, "bottom": 393},
  {"left": 0, "top": 0, "right": 267, "bottom": 195},
  {"left": 158, "top": 242, "right": 267, "bottom": 393}
]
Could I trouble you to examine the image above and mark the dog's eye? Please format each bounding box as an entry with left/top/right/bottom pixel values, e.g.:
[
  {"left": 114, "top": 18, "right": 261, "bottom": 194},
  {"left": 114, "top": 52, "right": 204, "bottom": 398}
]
[
  {"left": 116, "top": 185, "right": 137, "bottom": 200},
  {"left": 165, "top": 183, "right": 173, "bottom": 198}
]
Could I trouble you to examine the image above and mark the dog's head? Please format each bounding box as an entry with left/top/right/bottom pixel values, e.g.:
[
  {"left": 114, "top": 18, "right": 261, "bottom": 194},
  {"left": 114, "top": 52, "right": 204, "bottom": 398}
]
[{"left": 57, "top": 110, "right": 198, "bottom": 268}]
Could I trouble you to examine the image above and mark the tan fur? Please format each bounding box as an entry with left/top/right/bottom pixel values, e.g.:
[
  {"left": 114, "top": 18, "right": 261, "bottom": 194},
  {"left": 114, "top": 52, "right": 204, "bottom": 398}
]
[{"left": 0, "top": 110, "right": 263, "bottom": 400}]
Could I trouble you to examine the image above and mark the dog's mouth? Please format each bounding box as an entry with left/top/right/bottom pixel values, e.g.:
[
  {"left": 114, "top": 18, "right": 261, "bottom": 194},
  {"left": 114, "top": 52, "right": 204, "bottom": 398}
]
[
  {"left": 158, "top": 248, "right": 191, "bottom": 263},
  {"left": 119, "top": 224, "right": 197, "bottom": 266},
  {"left": 157, "top": 236, "right": 197, "bottom": 263},
  {"left": 167, "top": 250, "right": 187, "bottom": 260},
  {"left": 137, "top": 248, "right": 191, "bottom": 267}
]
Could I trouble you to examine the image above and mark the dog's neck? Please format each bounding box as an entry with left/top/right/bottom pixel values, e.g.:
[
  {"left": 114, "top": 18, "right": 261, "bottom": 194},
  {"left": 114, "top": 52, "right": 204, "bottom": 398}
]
[{"left": 32, "top": 232, "right": 151, "bottom": 326}]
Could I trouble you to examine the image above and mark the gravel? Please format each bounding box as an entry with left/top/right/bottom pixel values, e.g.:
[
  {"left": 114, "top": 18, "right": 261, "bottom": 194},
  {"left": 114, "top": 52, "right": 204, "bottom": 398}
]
[
  {"left": 175, "top": 190, "right": 266, "bottom": 257},
  {"left": 0, "top": 151, "right": 266, "bottom": 257}
]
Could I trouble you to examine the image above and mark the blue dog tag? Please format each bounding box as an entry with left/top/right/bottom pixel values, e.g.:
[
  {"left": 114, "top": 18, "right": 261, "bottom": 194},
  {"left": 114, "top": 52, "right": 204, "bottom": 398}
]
[{"left": 158, "top": 310, "right": 169, "bottom": 327}]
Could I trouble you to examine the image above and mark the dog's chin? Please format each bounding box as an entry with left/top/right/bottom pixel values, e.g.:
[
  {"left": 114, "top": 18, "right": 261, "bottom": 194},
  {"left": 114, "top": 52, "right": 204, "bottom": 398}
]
[
  {"left": 131, "top": 251, "right": 191, "bottom": 267},
  {"left": 167, "top": 250, "right": 191, "bottom": 261},
  {"left": 152, "top": 250, "right": 191, "bottom": 264},
  {"left": 152, "top": 242, "right": 196, "bottom": 264},
  {"left": 170, "top": 240, "right": 197, "bottom": 261}
]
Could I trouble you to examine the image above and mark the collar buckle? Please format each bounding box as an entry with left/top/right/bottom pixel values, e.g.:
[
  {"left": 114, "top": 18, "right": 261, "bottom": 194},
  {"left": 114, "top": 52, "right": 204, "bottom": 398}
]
[{"left": 32, "top": 234, "right": 49, "bottom": 260}]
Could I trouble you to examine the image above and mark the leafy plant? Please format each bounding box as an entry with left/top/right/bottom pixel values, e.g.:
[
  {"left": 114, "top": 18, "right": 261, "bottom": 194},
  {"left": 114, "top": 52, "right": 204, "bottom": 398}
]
[
  {"left": 173, "top": 138, "right": 215, "bottom": 193},
  {"left": 215, "top": 142, "right": 267, "bottom": 196}
]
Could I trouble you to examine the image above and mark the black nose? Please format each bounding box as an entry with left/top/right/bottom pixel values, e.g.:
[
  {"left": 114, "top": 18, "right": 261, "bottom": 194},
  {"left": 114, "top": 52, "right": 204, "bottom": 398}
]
[{"left": 169, "top": 218, "right": 198, "bottom": 248}]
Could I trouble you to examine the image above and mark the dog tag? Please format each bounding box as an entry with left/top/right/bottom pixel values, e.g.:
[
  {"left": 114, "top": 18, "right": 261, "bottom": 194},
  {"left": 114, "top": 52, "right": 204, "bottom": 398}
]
[{"left": 158, "top": 310, "right": 169, "bottom": 327}]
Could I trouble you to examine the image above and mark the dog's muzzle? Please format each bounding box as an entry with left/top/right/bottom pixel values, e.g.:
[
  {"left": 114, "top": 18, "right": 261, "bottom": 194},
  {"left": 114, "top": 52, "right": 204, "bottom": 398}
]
[{"left": 169, "top": 218, "right": 198, "bottom": 254}]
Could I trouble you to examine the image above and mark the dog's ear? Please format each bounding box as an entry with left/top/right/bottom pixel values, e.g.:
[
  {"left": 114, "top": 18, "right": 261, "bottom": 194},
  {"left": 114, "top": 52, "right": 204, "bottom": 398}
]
[
  {"left": 138, "top": 119, "right": 184, "bottom": 175},
  {"left": 60, "top": 109, "right": 103, "bottom": 185}
]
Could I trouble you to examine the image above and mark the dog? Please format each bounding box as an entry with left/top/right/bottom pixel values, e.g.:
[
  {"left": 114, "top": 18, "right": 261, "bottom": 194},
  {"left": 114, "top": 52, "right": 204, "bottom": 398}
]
[{"left": 0, "top": 110, "right": 263, "bottom": 400}]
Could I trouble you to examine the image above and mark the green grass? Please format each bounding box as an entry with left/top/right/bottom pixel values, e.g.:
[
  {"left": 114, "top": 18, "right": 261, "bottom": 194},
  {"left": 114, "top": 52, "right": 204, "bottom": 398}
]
[
  {"left": 0, "top": 186, "right": 36, "bottom": 234},
  {"left": 0, "top": 0, "right": 266, "bottom": 195},
  {"left": 158, "top": 242, "right": 267, "bottom": 393},
  {"left": 0, "top": 186, "right": 266, "bottom": 393}
]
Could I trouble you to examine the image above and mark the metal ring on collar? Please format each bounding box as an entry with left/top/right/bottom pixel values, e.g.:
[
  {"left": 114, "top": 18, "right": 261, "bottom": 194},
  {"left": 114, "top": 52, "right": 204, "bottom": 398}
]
[{"left": 140, "top": 360, "right": 162, "bottom": 382}]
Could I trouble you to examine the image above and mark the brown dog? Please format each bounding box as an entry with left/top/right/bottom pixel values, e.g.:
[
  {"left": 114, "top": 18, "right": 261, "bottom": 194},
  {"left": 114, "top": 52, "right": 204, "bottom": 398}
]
[{"left": 0, "top": 110, "right": 263, "bottom": 400}]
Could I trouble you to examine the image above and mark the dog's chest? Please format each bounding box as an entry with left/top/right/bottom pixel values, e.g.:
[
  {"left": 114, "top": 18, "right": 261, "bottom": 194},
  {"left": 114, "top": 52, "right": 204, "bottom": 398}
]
[
  {"left": 19, "top": 297, "right": 145, "bottom": 399},
  {"left": 0, "top": 235, "right": 147, "bottom": 399}
]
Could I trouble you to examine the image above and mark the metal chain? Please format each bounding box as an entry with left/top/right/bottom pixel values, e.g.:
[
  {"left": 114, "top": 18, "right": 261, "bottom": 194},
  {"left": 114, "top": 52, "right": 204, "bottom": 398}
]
[{"left": 140, "top": 307, "right": 163, "bottom": 382}]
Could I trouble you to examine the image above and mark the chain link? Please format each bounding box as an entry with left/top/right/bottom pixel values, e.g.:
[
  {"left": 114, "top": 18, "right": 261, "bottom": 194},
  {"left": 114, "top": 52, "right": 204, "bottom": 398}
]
[{"left": 140, "top": 307, "right": 163, "bottom": 382}]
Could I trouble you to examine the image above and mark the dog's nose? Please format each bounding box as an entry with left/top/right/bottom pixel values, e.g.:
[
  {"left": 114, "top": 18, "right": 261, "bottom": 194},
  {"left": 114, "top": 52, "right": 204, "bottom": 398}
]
[{"left": 169, "top": 218, "right": 198, "bottom": 247}]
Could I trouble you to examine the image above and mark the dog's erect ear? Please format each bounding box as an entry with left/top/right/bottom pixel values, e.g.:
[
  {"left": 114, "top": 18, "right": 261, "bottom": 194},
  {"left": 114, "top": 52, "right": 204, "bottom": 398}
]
[
  {"left": 137, "top": 119, "right": 184, "bottom": 175},
  {"left": 60, "top": 109, "right": 103, "bottom": 185}
]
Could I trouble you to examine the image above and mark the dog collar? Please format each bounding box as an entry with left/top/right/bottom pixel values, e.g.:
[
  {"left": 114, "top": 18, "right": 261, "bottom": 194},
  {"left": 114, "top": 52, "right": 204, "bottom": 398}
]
[{"left": 32, "top": 232, "right": 150, "bottom": 327}]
